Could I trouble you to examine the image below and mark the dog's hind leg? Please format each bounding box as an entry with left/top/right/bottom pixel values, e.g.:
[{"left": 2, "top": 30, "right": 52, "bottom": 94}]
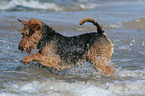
[
  {"left": 83, "top": 53, "right": 115, "bottom": 75},
  {"left": 84, "top": 40, "right": 116, "bottom": 75},
  {"left": 84, "top": 52, "right": 115, "bottom": 75},
  {"left": 92, "top": 59, "right": 115, "bottom": 75}
]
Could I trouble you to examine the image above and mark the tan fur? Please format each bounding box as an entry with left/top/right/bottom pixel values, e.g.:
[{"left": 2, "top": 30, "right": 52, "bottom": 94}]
[
  {"left": 80, "top": 17, "right": 104, "bottom": 32},
  {"left": 18, "top": 19, "right": 69, "bottom": 71},
  {"left": 82, "top": 35, "right": 115, "bottom": 75},
  {"left": 18, "top": 19, "right": 42, "bottom": 54},
  {"left": 21, "top": 39, "right": 69, "bottom": 71},
  {"left": 18, "top": 18, "right": 117, "bottom": 75},
  {"left": 21, "top": 52, "right": 69, "bottom": 71},
  {"left": 40, "top": 40, "right": 57, "bottom": 56}
]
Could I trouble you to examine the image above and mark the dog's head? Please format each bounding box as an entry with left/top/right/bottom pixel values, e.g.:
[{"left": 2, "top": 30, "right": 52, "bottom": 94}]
[{"left": 17, "top": 19, "right": 42, "bottom": 54}]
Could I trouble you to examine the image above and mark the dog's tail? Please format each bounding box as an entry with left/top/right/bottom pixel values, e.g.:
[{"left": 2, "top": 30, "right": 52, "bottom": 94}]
[{"left": 80, "top": 17, "right": 104, "bottom": 34}]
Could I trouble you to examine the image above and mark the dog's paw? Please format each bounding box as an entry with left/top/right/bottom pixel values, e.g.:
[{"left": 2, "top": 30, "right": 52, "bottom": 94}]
[
  {"left": 104, "top": 65, "right": 115, "bottom": 75},
  {"left": 21, "top": 56, "right": 33, "bottom": 64}
]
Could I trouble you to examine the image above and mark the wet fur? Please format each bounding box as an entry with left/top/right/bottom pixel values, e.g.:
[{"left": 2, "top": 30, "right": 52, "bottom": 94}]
[{"left": 18, "top": 17, "right": 117, "bottom": 75}]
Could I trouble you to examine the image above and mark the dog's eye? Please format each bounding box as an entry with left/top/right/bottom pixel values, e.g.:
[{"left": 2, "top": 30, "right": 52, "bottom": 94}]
[
  {"left": 21, "top": 32, "right": 29, "bottom": 37},
  {"left": 21, "top": 33, "right": 24, "bottom": 38},
  {"left": 21, "top": 33, "right": 24, "bottom": 36},
  {"left": 26, "top": 33, "right": 29, "bottom": 36}
]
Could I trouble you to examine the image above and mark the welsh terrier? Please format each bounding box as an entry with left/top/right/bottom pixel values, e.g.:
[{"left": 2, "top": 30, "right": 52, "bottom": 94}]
[{"left": 17, "top": 17, "right": 117, "bottom": 75}]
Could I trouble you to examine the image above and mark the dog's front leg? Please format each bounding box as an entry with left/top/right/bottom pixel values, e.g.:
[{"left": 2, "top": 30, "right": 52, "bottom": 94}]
[
  {"left": 29, "top": 53, "right": 64, "bottom": 71},
  {"left": 21, "top": 53, "right": 36, "bottom": 64},
  {"left": 21, "top": 52, "right": 67, "bottom": 71}
]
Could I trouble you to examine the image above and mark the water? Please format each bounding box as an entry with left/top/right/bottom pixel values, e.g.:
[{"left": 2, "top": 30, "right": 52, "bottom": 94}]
[{"left": 0, "top": 0, "right": 145, "bottom": 96}]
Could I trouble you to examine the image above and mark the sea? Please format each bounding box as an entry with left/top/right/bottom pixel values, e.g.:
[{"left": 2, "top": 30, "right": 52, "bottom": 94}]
[{"left": 0, "top": 0, "right": 145, "bottom": 96}]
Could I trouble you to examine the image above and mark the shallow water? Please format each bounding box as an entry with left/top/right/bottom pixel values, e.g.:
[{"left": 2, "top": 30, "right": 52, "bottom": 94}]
[{"left": 0, "top": 0, "right": 145, "bottom": 96}]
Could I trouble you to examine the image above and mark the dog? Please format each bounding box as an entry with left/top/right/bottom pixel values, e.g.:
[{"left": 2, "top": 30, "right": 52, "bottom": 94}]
[{"left": 17, "top": 17, "right": 117, "bottom": 75}]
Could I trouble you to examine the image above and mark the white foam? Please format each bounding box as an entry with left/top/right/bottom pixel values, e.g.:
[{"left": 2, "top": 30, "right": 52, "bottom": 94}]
[
  {"left": 0, "top": 0, "right": 135, "bottom": 11},
  {"left": 104, "top": 24, "right": 120, "bottom": 29},
  {"left": 19, "top": 81, "right": 40, "bottom": 93},
  {"left": 105, "top": 80, "right": 145, "bottom": 96},
  {"left": 0, "top": 93, "right": 19, "bottom": 96},
  {"left": 117, "top": 69, "right": 145, "bottom": 78},
  {"left": 142, "top": 41, "right": 145, "bottom": 46},
  {"left": 1, "top": 80, "right": 115, "bottom": 96},
  {"left": 1, "top": 69, "right": 145, "bottom": 96},
  {"left": 79, "top": 3, "right": 98, "bottom": 9},
  {"left": 100, "top": 69, "right": 145, "bottom": 95},
  {"left": 0, "top": 0, "right": 63, "bottom": 11},
  {"left": 113, "top": 59, "right": 130, "bottom": 63},
  {"left": 138, "top": 51, "right": 145, "bottom": 56},
  {"left": 118, "top": 45, "right": 131, "bottom": 50}
]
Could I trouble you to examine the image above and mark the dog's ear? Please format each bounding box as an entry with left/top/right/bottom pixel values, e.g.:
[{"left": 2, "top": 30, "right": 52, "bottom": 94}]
[
  {"left": 30, "top": 23, "right": 41, "bottom": 31},
  {"left": 17, "top": 19, "right": 27, "bottom": 25},
  {"left": 30, "top": 19, "right": 42, "bottom": 31}
]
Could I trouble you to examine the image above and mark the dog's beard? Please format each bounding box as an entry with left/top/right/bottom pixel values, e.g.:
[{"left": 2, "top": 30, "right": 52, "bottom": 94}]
[
  {"left": 18, "top": 38, "right": 36, "bottom": 54},
  {"left": 18, "top": 31, "right": 42, "bottom": 54}
]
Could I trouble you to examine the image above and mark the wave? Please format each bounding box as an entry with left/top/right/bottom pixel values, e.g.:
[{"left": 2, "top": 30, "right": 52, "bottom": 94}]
[
  {"left": 1, "top": 69, "right": 145, "bottom": 96},
  {"left": 0, "top": 0, "right": 64, "bottom": 11},
  {"left": 0, "top": 0, "right": 142, "bottom": 11},
  {"left": 0, "top": 0, "right": 99, "bottom": 11}
]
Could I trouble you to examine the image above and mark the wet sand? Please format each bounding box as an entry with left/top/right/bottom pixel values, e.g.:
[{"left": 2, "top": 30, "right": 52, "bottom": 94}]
[{"left": 123, "top": 18, "right": 145, "bottom": 30}]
